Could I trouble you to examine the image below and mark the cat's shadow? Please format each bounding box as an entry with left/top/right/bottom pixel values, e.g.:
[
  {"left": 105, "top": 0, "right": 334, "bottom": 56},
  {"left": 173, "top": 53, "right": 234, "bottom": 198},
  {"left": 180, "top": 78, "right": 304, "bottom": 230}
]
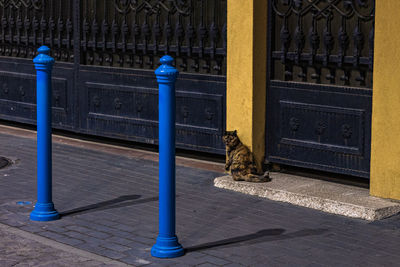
[{"left": 185, "top": 228, "right": 328, "bottom": 252}]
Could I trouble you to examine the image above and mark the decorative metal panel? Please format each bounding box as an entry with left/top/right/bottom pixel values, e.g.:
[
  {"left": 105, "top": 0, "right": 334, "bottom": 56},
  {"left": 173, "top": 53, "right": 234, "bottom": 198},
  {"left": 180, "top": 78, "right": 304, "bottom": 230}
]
[
  {"left": 0, "top": 0, "right": 227, "bottom": 155},
  {"left": 280, "top": 100, "right": 365, "bottom": 155},
  {"left": 0, "top": 0, "right": 74, "bottom": 61},
  {"left": 81, "top": 0, "right": 226, "bottom": 75},
  {"left": 270, "top": 0, "right": 374, "bottom": 88},
  {"left": 266, "top": 0, "right": 375, "bottom": 178}
]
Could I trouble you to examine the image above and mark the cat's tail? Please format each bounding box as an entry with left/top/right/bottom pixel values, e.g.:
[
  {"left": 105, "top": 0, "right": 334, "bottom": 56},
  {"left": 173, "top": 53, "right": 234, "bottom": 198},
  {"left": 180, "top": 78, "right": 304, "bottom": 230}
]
[{"left": 245, "top": 171, "right": 270, "bottom": 183}]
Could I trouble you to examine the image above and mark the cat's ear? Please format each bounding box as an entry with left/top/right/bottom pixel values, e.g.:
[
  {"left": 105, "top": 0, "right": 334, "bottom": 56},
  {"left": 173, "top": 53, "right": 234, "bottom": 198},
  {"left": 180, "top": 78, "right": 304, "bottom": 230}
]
[{"left": 233, "top": 130, "right": 237, "bottom": 135}]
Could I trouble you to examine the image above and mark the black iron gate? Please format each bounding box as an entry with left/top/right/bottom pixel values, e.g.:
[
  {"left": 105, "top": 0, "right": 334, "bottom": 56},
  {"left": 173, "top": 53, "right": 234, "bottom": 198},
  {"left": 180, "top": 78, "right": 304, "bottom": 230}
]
[
  {"left": 0, "top": 0, "right": 227, "bottom": 154},
  {"left": 266, "top": 0, "right": 375, "bottom": 178}
]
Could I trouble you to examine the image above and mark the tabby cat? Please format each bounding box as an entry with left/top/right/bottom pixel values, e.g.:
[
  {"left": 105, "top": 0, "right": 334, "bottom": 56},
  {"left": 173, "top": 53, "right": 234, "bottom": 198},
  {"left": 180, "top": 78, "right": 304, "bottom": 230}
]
[{"left": 222, "top": 130, "right": 270, "bottom": 182}]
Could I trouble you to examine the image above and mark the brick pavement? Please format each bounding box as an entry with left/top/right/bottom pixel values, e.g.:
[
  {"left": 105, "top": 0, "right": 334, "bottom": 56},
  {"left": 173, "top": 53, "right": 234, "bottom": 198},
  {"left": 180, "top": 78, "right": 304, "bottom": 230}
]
[
  {"left": 0, "top": 126, "right": 400, "bottom": 266},
  {"left": 0, "top": 222, "right": 128, "bottom": 266}
]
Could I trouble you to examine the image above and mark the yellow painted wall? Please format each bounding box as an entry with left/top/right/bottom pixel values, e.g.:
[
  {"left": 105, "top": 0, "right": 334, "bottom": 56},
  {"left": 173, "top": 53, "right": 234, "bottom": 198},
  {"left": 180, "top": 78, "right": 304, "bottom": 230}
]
[
  {"left": 226, "top": 0, "right": 400, "bottom": 200},
  {"left": 227, "top": 0, "right": 267, "bottom": 171},
  {"left": 370, "top": 0, "right": 400, "bottom": 200}
]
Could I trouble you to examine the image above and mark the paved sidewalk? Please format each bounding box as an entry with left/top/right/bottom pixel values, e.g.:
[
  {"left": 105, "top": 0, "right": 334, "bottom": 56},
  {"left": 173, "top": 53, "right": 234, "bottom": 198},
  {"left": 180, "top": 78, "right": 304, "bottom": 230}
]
[
  {"left": 0, "top": 222, "right": 128, "bottom": 266},
  {"left": 0, "top": 125, "right": 400, "bottom": 266}
]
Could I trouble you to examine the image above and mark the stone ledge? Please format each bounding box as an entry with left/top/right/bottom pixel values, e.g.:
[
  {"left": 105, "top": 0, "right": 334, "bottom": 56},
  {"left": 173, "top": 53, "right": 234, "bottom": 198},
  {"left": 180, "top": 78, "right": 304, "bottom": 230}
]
[{"left": 214, "top": 174, "right": 400, "bottom": 221}]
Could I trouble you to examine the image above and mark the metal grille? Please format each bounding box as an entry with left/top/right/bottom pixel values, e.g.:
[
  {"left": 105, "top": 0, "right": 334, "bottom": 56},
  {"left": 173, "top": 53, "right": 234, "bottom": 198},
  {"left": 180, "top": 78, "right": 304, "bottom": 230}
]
[
  {"left": 0, "top": 0, "right": 227, "bottom": 155},
  {"left": 82, "top": 0, "right": 226, "bottom": 75},
  {"left": 0, "top": 0, "right": 227, "bottom": 75},
  {"left": 0, "top": 0, "right": 74, "bottom": 62},
  {"left": 270, "top": 0, "right": 374, "bottom": 88}
]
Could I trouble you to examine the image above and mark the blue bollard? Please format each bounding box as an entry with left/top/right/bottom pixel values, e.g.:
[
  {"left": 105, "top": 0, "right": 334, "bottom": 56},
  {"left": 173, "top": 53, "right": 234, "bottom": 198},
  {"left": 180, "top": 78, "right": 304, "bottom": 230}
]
[
  {"left": 30, "top": 46, "right": 60, "bottom": 221},
  {"left": 151, "top": 56, "right": 184, "bottom": 258}
]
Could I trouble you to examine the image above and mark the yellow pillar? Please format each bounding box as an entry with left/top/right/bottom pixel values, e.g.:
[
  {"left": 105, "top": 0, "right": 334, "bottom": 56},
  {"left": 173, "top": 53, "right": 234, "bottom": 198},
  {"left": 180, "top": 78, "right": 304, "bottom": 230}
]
[
  {"left": 370, "top": 0, "right": 400, "bottom": 200},
  {"left": 226, "top": 0, "right": 267, "bottom": 171}
]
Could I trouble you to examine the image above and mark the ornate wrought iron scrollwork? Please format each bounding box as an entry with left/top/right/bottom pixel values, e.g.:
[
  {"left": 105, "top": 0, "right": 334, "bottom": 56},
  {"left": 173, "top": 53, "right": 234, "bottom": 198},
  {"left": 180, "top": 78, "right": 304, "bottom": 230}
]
[
  {"left": 1, "top": 0, "right": 227, "bottom": 75},
  {"left": 81, "top": 0, "right": 226, "bottom": 75},
  {"left": 270, "top": 0, "right": 375, "bottom": 88},
  {"left": 0, "top": 0, "right": 74, "bottom": 61}
]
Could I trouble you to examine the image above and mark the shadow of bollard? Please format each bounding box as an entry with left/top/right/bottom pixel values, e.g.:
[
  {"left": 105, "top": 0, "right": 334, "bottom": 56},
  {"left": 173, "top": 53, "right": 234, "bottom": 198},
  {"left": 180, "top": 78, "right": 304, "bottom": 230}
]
[
  {"left": 59, "top": 195, "right": 161, "bottom": 217},
  {"left": 185, "top": 228, "right": 329, "bottom": 252}
]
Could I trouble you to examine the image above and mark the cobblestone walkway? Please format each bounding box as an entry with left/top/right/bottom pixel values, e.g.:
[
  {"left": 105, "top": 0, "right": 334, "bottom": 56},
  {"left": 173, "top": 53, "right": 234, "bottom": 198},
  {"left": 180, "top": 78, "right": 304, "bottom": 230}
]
[{"left": 0, "top": 126, "right": 400, "bottom": 266}]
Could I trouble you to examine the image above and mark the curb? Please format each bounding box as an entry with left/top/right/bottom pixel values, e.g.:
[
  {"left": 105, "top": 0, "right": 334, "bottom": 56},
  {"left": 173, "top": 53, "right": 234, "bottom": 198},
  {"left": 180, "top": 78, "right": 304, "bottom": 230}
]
[{"left": 214, "top": 175, "right": 400, "bottom": 221}]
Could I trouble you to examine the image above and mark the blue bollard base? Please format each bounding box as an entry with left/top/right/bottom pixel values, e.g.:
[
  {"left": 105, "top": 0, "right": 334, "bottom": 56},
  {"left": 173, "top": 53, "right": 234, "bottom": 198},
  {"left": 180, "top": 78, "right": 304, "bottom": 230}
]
[
  {"left": 30, "top": 210, "right": 59, "bottom": 221},
  {"left": 151, "top": 236, "right": 185, "bottom": 258},
  {"left": 30, "top": 202, "right": 60, "bottom": 221}
]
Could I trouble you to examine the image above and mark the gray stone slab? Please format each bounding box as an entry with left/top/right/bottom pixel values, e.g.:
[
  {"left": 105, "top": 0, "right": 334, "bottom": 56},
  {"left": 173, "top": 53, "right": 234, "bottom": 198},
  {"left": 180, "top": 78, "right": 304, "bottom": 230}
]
[{"left": 214, "top": 174, "right": 400, "bottom": 220}]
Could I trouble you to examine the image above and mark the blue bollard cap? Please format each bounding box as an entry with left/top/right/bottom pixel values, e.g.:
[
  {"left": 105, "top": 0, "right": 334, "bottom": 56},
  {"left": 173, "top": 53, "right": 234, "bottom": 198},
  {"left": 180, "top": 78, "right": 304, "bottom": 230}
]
[
  {"left": 33, "top": 46, "right": 55, "bottom": 68},
  {"left": 37, "top": 46, "right": 50, "bottom": 55},
  {"left": 155, "top": 55, "right": 178, "bottom": 83},
  {"left": 159, "top": 55, "right": 174, "bottom": 66}
]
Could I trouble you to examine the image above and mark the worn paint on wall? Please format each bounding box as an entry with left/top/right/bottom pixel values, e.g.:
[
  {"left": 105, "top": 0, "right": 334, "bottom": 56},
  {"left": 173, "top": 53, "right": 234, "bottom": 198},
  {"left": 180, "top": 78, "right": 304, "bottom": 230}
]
[
  {"left": 227, "top": 1, "right": 253, "bottom": 147},
  {"left": 227, "top": 0, "right": 267, "bottom": 171},
  {"left": 370, "top": 0, "right": 400, "bottom": 200}
]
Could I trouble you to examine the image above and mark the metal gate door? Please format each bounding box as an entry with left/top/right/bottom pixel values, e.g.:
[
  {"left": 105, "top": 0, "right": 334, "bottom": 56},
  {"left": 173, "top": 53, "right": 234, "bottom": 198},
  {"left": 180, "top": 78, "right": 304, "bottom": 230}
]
[
  {"left": 266, "top": 0, "right": 375, "bottom": 178},
  {"left": 0, "top": 0, "right": 227, "bottom": 154}
]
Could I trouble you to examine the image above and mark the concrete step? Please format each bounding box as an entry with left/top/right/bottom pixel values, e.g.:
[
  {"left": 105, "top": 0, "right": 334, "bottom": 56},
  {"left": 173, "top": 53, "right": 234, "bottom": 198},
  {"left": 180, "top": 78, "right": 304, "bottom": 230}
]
[{"left": 214, "top": 173, "right": 400, "bottom": 221}]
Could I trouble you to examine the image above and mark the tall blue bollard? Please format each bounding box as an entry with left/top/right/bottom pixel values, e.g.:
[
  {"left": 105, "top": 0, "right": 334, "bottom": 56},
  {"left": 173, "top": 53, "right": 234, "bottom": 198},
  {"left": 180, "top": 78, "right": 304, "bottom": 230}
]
[
  {"left": 151, "top": 56, "right": 184, "bottom": 258},
  {"left": 30, "top": 46, "right": 60, "bottom": 221}
]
